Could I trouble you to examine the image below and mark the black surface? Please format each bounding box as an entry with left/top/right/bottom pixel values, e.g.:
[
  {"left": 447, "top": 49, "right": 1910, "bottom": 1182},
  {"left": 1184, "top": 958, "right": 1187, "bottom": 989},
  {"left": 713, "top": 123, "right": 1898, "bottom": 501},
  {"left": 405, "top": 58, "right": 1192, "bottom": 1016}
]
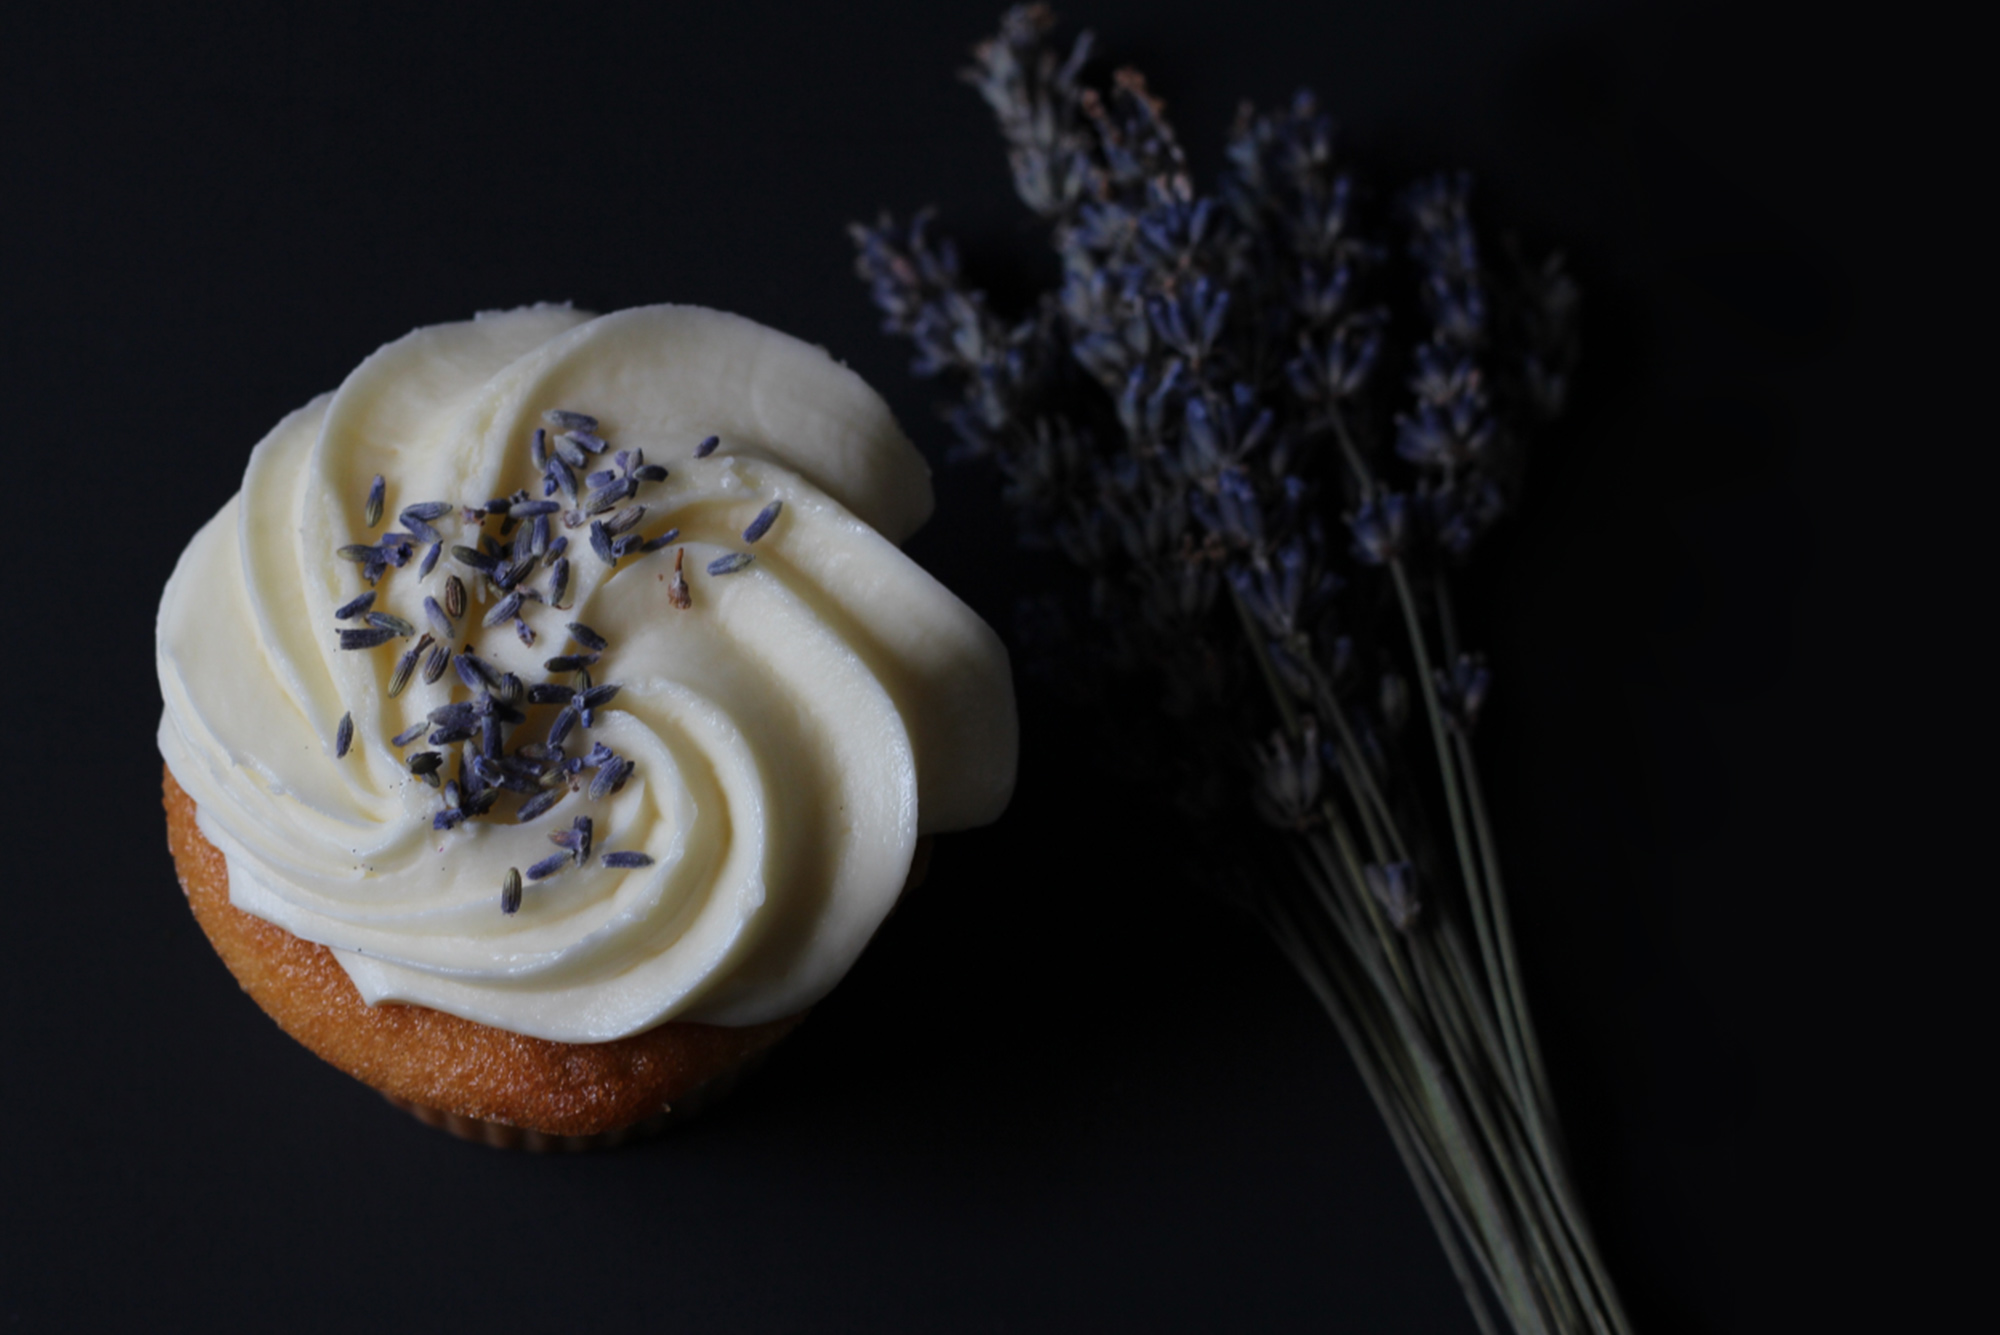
[{"left": 1, "top": 2, "right": 1970, "bottom": 1331}]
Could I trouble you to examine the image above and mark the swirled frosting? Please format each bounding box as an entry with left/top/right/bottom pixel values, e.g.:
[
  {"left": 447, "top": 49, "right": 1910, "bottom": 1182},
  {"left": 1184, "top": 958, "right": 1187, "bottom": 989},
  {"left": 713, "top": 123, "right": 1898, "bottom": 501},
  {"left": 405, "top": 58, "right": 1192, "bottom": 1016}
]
[{"left": 156, "top": 303, "right": 1016, "bottom": 1041}]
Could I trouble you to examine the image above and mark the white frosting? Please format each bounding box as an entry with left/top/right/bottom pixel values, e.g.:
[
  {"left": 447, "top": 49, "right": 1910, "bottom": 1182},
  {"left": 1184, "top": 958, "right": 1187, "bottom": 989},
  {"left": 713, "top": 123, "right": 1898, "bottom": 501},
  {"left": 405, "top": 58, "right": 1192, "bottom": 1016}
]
[{"left": 156, "top": 304, "right": 1016, "bottom": 1041}]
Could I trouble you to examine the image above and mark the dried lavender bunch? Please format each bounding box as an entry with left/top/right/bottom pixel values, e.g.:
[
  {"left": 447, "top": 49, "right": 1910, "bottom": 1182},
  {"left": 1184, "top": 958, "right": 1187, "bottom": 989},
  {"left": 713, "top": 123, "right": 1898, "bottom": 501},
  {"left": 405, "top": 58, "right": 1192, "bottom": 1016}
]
[{"left": 852, "top": 8, "right": 1615, "bottom": 1335}]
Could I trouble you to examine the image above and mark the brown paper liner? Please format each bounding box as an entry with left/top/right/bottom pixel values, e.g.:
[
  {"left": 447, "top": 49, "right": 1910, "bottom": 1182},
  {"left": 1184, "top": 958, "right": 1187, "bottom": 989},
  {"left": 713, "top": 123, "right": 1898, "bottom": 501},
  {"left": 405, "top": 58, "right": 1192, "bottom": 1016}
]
[{"left": 165, "top": 767, "right": 926, "bottom": 1147}]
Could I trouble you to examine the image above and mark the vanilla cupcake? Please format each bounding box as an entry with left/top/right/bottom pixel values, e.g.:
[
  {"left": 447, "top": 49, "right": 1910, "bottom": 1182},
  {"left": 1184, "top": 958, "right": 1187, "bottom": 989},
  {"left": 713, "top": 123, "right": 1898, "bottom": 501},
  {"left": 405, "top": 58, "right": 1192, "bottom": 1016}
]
[{"left": 156, "top": 303, "right": 1017, "bottom": 1148}]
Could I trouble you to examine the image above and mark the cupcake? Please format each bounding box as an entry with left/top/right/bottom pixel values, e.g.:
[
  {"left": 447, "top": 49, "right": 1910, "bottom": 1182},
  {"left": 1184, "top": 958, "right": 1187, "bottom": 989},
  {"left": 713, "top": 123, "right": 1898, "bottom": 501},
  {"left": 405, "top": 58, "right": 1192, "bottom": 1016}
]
[{"left": 156, "top": 303, "right": 1017, "bottom": 1149}]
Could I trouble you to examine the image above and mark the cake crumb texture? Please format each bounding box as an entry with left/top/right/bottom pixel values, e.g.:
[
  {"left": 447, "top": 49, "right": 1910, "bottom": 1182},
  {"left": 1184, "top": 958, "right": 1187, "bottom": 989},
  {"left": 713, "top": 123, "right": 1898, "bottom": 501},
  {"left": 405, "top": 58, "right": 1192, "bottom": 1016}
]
[{"left": 164, "top": 766, "right": 805, "bottom": 1137}]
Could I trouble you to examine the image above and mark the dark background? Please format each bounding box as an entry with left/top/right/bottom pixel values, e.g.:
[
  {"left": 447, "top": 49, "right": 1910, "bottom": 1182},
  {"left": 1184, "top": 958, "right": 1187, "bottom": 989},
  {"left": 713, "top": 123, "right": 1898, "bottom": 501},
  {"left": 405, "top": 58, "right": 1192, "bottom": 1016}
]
[{"left": 1, "top": 2, "right": 1971, "bottom": 1331}]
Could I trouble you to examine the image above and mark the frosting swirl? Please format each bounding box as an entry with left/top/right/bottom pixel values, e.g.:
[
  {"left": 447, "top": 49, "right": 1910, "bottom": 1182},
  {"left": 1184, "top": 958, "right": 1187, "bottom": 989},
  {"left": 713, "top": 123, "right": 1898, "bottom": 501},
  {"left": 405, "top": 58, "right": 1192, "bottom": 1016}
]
[{"left": 156, "top": 304, "right": 1016, "bottom": 1041}]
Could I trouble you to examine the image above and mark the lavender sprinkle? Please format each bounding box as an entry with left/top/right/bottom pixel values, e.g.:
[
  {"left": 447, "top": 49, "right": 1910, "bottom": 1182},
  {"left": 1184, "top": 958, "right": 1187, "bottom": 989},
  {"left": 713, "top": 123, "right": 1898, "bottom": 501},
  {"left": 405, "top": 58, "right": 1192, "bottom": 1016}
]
[
  {"left": 403, "top": 501, "right": 452, "bottom": 522},
  {"left": 444, "top": 574, "right": 467, "bottom": 619},
  {"left": 517, "top": 786, "right": 565, "bottom": 822},
  {"left": 451, "top": 545, "right": 497, "bottom": 574},
  {"left": 338, "top": 627, "right": 396, "bottom": 650},
  {"left": 530, "top": 428, "right": 549, "bottom": 470},
  {"left": 695, "top": 435, "right": 720, "bottom": 458},
  {"left": 365, "top": 612, "right": 415, "bottom": 637},
  {"left": 511, "top": 499, "right": 560, "bottom": 518},
  {"left": 454, "top": 654, "right": 495, "bottom": 692},
  {"left": 635, "top": 464, "right": 669, "bottom": 482},
  {"left": 544, "top": 652, "right": 600, "bottom": 673},
  {"left": 336, "top": 544, "right": 376, "bottom": 564},
  {"left": 544, "top": 409, "right": 598, "bottom": 432},
  {"left": 422, "top": 596, "right": 454, "bottom": 639},
  {"left": 387, "top": 643, "right": 420, "bottom": 698},
  {"left": 334, "top": 591, "right": 376, "bottom": 620},
  {"left": 742, "top": 500, "right": 783, "bottom": 544},
  {"left": 364, "top": 475, "right": 385, "bottom": 528},
  {"left": 418, "top": 541, "right": 442, "bottom": 578},
  {"left": 604, "top": 504, "right": 646, "bottom": 537},
  {"left": 391, "top": 721, "right": 428, "bottom": 747},
  {"left": 589, "top": 756, "right": 634, "bottom": 801},
  {"left": 408, "top": 751, "right": 443, "bottom": 777},
  {"left": 335, "top": 712, "right": 354, "bottom": 758},
  {"left": 549, "top": 557, "right": 571, "bottom": 607},
  {"left": 422, "top": 643, "right": 451, "bottom": 685},
  {"left": 589, "top": 521, "right": 615, "bottom": 565},
  {"left": 500, "top": 867, "right": 523, "bottom": 915},
  {"left": 601, "top": 851, "right": 654, "bottom": 869},
  {"left": 568, "top": 622, "right": 608, "bottom": 652},
  {"left": 707, "top": 552, "right": 755, "bottom": 577},
  {"left": 482, "top": 592, "right": 524, "bottom": 627},
  {"left": 526, "top": 851, "right": 569, "bottom": 881}
]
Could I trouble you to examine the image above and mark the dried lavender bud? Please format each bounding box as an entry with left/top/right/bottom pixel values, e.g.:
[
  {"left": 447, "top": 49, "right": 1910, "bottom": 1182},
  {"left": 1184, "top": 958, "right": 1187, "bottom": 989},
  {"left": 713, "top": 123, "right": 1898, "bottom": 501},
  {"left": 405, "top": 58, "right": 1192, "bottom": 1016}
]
[
  {"left": 639, "top": 528, "right": 680, "bottom": 553},
  {"left": 547, "top": 705, "right": 578, "bottom": 749},
  {"left": 562, "top": 429, "right": 607, "bottom": 454},
  {"left": 511, "top": 499, "right": 560, "bottom": 519},
  {"left": 1365, "top": 863, "right": 1421, "bottom": 931},
  {"left": 482, "top": 591, "right": 524, "bottom": 627},
  {"left": 421, "top": 595, "right": 454, "bottom": 640},
  {"left": 526, "top": 851, "right": 569, "bottom": 881},
  {"left": 454, "top": 652, "right": 498, "bottom": 692},
  {"left": 400, "top": 512, "right": 442, "bottom": 546},
  {"left": 386, "top": 642, "right": 421, "bottom": 698},
  {"left": 336, "top": 544, "right": 377, "bottom": 564},
  {"left": 706, "top": 552, "right": 754, "bottom": 576},
  {"left": 601, "top": 851, "right": 654, "bottom": 869},
  {"left": 444, "top": 574, "right": 467, "bottom": 619},
  {"left": 589, "top": 520, "right": 616, "bottom": 565},
  {"left": 517, "top": 785, "right": 565, "bottom": 823},
  {"left": 742, "top": 500, "right": 783, "bottom": 544},
  {"left": 548, "top": 556, "right": 571, "bottom": 607},
  {"left": 500, "top": 867, "right": 523, "bottom": 915},
  {"left": 390, "top": 720, "right": 428, "bottom": 747},
  {"left": 408, "top": 750, "right": 444, "bottom": 777},
  {"left": 363, "top": 475, "right": 385, "bottom": 528},
  {"left": 422, "top": 643, "right": 451, "bottom": 685},
  {"left": 418, "top": 541, "right": 442, "bottom": 578},
  {"left": 602, "top": 504, "right": 645, "bottom": 537},
  {"left": 529, "top": 428, "right": 549, "bottom": 470},
  {"left": 588, "top": 756, "right": 634, "bottom": 801},
  {"left": 544, "top": 409, "right": 598, "bottom": 432},
  {"left": 334, "top": 591, "right": 376, "bottom": 620},
  {"left": 695, "top": 435, "right": 720, "bottom": 457},
  {"left": 543, "top": 652, "right": 599, "bottom": 673},
  {"left": 635, "top": 464, "right": 669, "bottom": 482},
  {"left": 337, "top": 627, "right": 396, "bottom": 650},
  {"left": 334, "top": 712, "right": 354, "bottom": 758},
  {"left": 403, "top": 501, "right": 452, "bottom": 523},
  {"left": 365, "top": 612, "right": 415, "bottom": 637},
  {"left": 451, "top": 545, "right": 498, "bottom": 575},
  {"left": 567, "top": 622, "right": 608, "bottom": 652}
]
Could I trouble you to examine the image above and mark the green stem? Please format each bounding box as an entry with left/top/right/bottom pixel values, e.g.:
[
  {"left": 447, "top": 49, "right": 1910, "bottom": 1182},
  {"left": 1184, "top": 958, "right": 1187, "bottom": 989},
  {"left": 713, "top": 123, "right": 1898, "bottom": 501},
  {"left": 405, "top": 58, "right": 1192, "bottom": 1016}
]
[
  {"left": 1390, "top": 558, "right": 1536, "bottom": 1117},
  {"left": 1261, "top": 891, "right": 1503, "bottom": 1335},
  {"left": 1297, "top": 840, "right": 1553, "bottom": 1335}
]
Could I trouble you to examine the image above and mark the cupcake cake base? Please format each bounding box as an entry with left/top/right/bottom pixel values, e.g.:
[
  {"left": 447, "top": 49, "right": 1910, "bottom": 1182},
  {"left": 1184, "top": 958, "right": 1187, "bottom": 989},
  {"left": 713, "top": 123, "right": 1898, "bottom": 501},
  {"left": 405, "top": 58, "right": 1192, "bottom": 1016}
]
[{"left": 165, "top": 768, "right": 819, "bottom": 1147}]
